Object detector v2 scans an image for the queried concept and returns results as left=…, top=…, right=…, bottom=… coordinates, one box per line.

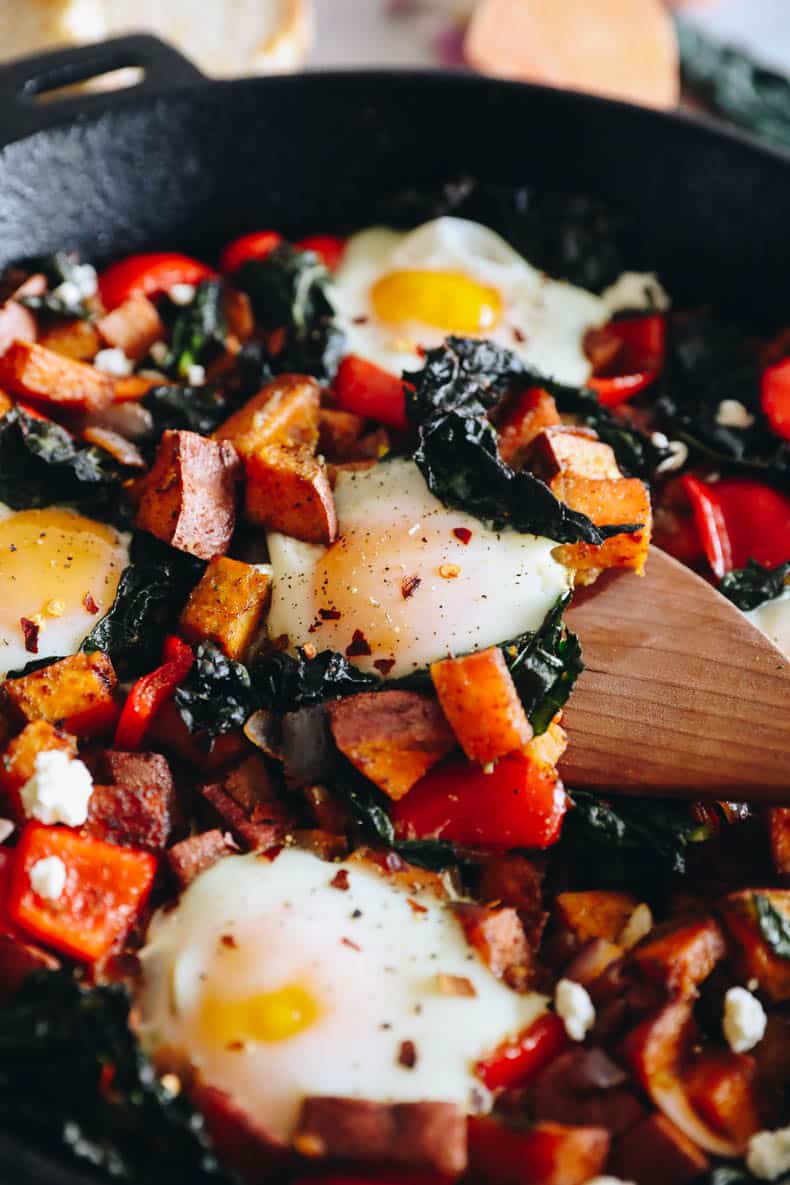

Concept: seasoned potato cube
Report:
left=497, top=388, right=561, bottom=468
left=555, top=890, right=638, bottom=945
left=720, top=889, right=790, bottom=1002
left=96, top=294, right=164, bottom=361
left=245, top=443, right=337, bottom=544
left=214, top=374, right=320, bottom=459
left=0, top=339, right=113, bottom=412
left=431, top=646, right=532, bottom=765
left=179, top=556, right=271, bottom=660
left=0, top=720, right=77, bottom=821
left=38, top=319, right=101, bottom=362
left=2, top=652, right=118, bottom=738
left=551, top=474, right=652, bottom=575
left=528, top=426, right=621, bottom=481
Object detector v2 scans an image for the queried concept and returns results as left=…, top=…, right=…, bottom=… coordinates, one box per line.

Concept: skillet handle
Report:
left=0, top=34, right=204, bottom=145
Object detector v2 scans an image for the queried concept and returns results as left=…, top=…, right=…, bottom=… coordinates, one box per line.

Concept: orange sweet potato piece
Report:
left=769, top=807, right=790, bottom=880
left=38, top=318, right=101, bottom=361
left=684, top=1050, right=760, bottom=1148
left=2, top=652, right=118, bottom=738
left=0, top=339, right=113, bottom=412
left=467, top=1115, right=609, bottom=1185
left=431, top=646, right=532, bottom=765
left=630, top=915, right=726, bottom=997
left=179, top=556, right=271, bottom=660
left=528, top=426, right=621, bottom=481
left=555, top=890, right=638, bottom=946
left=524, top=716, right=568, bottom=768
left=244, top=444, right=337, bottom=544
left=453, top=902, right=533, bottom=989
left=325, top=690, right=456, bottom=801
left=497, top=388, right=561, bottom=468
left=96, top=293, right=164, bottom=361
left=0, top=720, right=77, bottom=821
left=318, top=407, right=366, bottom=460
left=214, top=374, right=320, bottom=458
left=611, top=1113, right=709, bottom=1185
left=719, top=889, right=790, bottom=1003
left=135, top=429, right=240, bottom=559
left=0, top=283, right=39, bottom=358
left=551, top=474, right=652, bottom=574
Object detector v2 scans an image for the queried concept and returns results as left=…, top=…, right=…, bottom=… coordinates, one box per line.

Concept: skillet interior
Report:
left=0, top=41, right=789, bottom=1185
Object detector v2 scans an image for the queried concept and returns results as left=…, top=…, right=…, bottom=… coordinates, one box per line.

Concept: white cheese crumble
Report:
left=149, top=341, right=170, bottom=367
left=618, top=902, right=653, bottom=950
left=29, top=855, right=67, bottom=902
left=94, top=347, right=134, bottom=377
left=655, top=439, right=689, bottom=474
left=555, top=978, right=595, bottom=1042
left=0, top=818, right=15, bottom=844
left=71, top=263, right=98, bottom=299
left=715, top=398, right=755, bottom=429
left=723, top=986, right=767, bottom=1054
left=747, top=1127, right=790, bottom=1180
left=169, top=282, right=196, bottom=305
left=186, top=363, right=206, bottom=386
left=20, top=750, right=94, bottom=827
left=51, top=280, right=81, bottom=306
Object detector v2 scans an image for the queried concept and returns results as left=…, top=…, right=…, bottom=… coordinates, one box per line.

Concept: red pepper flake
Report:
left=407, top=897, right=427, bottom=914
left=341, top=936, right=361, bottom=952
left=82, top=592, right=99, bottom=615
left=512, top=326, right=527, bottom=344
left=397, top=1039, right=418, bottom=1069
left=452, top=527, right=473, bottom=545
left=436, top=973, right=477, bottom=997
left=226, top=1040, right=245, bottom=1052
left=374, top=658, right=396, bottom=677
left=20, top=617, right=39, bottom=654
left=352, top=314, right=370, bottom=325
left=220, top=934, right=237, bottom=948
left=346, top=629, right=372, bottom=657
left=401, top=574, right=421, bottom=599
left=330, top=869, right=350, bottom=891
left=319, top=607, right=341, bottom=620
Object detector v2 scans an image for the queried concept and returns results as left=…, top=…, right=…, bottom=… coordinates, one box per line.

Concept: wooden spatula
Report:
left=560, top=546, right=790, bottom=800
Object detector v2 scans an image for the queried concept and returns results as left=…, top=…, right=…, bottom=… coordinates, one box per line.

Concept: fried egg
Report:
left=137, top=848, right=546, bottom=1143
left=745, top=588, right=790, bottom=658
left=266, top=458, right=571, bottom=677
left=0, top=505, right=128, bottom=676
left=331, top=217, right=609, bottom=385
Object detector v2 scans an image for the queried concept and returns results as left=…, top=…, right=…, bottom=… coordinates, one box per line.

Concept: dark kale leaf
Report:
left=174, top=641, right=255, bottom=742
left=394, top=838, right=476, bottom=872
left=0, top=407, right=124, bottom=516
left=234, top=244, right=345, bottom=382
left=407, top=338, right=643, bottom=544
left=164, top=279, right=227, bottom=379
left=81, top=532, right=206, bottom=678
left=143, top=383, right=232, bottom=437
left=677, top=19, right=790, bottom=152
left=754, top=893, right=790, bottom=959
left=5, top=655, right=64, bottom=680
left=550, top=383, right=672, bottom=480
left=251, top=647, right=379, bottom=713
left=720, top=560, right=790, bottom=611
left=504, top=593, right=583, bottom=735
left=0, top=970, right=238, bottom=1184
left=17, top=251, right=93, bottom=320
left=235, top=341, right=276, bottom=399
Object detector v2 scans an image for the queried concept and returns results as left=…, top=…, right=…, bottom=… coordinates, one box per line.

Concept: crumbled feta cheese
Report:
left=723, top=986, right=767, bottom=1053
left=149, top=341, right=170, bottom=367
left=555, top=978, right=595, bottom=1042
left=715, top=399, right=755, bottom=429
left=51, top=280, right=81, bottom=306
left=94, top=347, right=133, bottom=377
left=747, top=1126, right=790, bottom=1180
left=20, top=750, right=94, bottom=827
left=169, top=282, right=196, bottom=306
left=30, top=855, right=67, bottom=902
left=601, top=271, right=670, bottom=314
left=650, top=431, right=669, bottom=448
left=0, top=818, right=14, bottom=844
left=655, top=439, right=689, bottom=474
left=71, top=263, right=98, bottom=299
left=186, top=363, right=206, bottom=386
left=618, top=902, right=653, bottom=950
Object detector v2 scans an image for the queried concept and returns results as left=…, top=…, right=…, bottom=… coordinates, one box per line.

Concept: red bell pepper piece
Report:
left=220, top=230, right=283, bottom=275
left=334, top=354, right=409, bottom=431
left=475, top=1012, right=570, bottom=1092
left=467, top=1115, right=610, bottom=1185
left=98, top=253, right=216, bottom=310
left=681, top=474, right=734, bottom=579
left=391, top=752, right=568, bottom=850
left=682, top=474, right=790, bottom=577
left=8, top=822, right=157, bottom=962
left=0, top=848, right=21, bottom=938
left=588, top=314, right=665, bottom=407
left=295, top=234, right=347, bottom=271
left=761, top=357, right=790, bottom=443
left=114, top=635, right=194, bottom=751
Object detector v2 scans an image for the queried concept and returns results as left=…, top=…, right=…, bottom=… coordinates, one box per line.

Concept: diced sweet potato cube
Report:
left=524, top=716, right=568, bottom=768
left=611, top=1113, right=709, bottom=1185
left=719, top=890, right=790, bottom=1003
left=769, top=807, right=790, bottom=880
left=684, top=1050, right=760, bottom=1148
left=431, top=646, right=532, bottom=765
left=0, top=294, right=38, bottom=358
left=551, top=474, right=652, bottom=575
left=453, top=902, right=533, bottom=990
left=168, top=829, right=237, bottom=889
left=38, top=318, right=101, bottom=361
left=0, top=720, right=77, bottom=821
left=325, top=690, right=456, bottom=801
left=179, top=556, right=271, bottom=660
left=135, top=429, right=240, bottom=559
left=622, top=998, right=694, bottom=1091
left=467, top=1116, right=609, bottom=1185
left=244, top=443, right=336, bottom=544
left=555, top=890, right=638, bottom=946
left=497, top=388, right=561, bottom=469
left=96, top=294, right=164, bottom=361
left=528, top=426, right=621, bottom=481
left=0, top=339, right=113, bottom=412
left=318, top=407, right=366, bottom=460
left=2, top=652, right=118, bottom=738
left=630, top=915, right=726, bottom=997
left=0, top=932, right=59, bottom=1004
left=214, top=374, right=320, bottom=458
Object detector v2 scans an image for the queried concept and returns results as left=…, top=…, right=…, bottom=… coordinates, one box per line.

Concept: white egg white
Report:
left=137, top=848, right=547, bottom=1144
left=266, top=458, right=571, bottom=677
left=745, top=587, right=790, bottom=658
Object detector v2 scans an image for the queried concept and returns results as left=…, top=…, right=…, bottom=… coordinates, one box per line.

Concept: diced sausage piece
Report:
left=318, top=407, right=366, bottom=460
left=527, top=426, right=622, bottom=482
left=96, top=294, right=164, bottom=361
left=135, top=429, right=240, bottom=559
left=214, top=374, right=320, bottom=459
left=39, top=319, right=101, bottom=361
left=529, top=1048, right=646, bottom=1136
left=179, top=556, right=271, bottom=660
left=192, top=1083, right=289, bottom=1185
left=467, top=1115, right=609, bottom=1185
left=0, top=340, right=114, bottom=412
left=244, top=443, right=337, bottom=544
left=630, top=915, right=726, bottom=997
left=453, top=902, right=533, bottom=990
left=220, top=754, right=279, bottom=814
left=294, top=1097, right=467, bottom=1176
left=555, top=891, right=638, bottom=946
left=719, top=889, right=790, bottom=1003
left=551, top=474, right=652, bottom=576
left=478, top=851, right=547, bottom=948
left=431, top=646, right=533, bottom=765
left=497, top=388, right=561, bottom=469
left=325, top=690, right=456, bottom=801
left=99, top=749, right=174, bottom=794
left=0, top=720, right=77, bottom=821
left=168, top=829, right=238, bottom=889
left=84, top=752, right=176, bottom=850
left=0, top=933, right=59, bottom=1004
left=684, top=1050, right=760, bottom=1148
left=3, top=652, right=118, bottom=738
left=769, top=807, right=790, bottom=880
left=611, top=1113, right=709, bottom=1185
left=199, top=782, right=289, bottom=852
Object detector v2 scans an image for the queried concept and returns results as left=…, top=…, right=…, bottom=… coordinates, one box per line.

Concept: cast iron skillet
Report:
left=0, top=32, right=789, bottom=1185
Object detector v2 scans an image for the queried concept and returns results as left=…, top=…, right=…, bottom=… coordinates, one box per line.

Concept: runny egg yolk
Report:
left=199, top=983, right=320, bottom=1046
left=370, top=269, right=502, bottom=333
